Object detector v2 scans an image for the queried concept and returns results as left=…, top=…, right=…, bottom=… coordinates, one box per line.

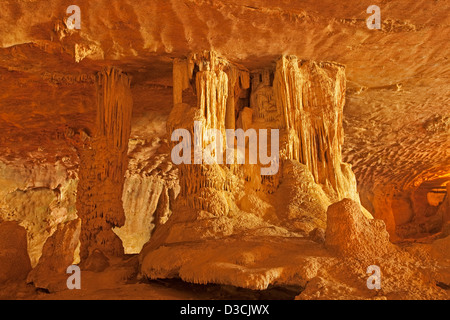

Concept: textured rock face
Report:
left=27, top=219, right=81, bottom=292
left=0, top=162, right=78, bottom=267
left=325, top=199, right=392, bottom=260
left=0, top=0, right=448, bottom=300
left=0, top=221, right=32, bottom=284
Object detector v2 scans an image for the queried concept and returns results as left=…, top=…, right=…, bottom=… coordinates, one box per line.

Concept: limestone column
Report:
left=76, top=67, right=133, bottom=260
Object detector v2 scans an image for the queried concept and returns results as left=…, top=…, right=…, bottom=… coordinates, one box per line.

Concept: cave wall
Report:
left=0, top=161, right=78, bottom=267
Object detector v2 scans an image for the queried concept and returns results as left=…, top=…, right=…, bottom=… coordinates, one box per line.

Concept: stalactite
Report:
left=250, top=69, right=279, bottom=122
left=76, top=67, right=133, bottom=260
left=271, top=56, right=348, bottom=197
left=168, top=52, right=285, bottom=211
left=170, top=53, right=361, bottom=212
left=195, top=65, right=228, bottom=136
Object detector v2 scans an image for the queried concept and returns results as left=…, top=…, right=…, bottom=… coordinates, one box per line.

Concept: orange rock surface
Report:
left=0, top=0, right=448, bottom=300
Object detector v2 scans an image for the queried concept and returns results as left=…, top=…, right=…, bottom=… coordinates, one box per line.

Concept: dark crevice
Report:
left=144, top=278, right=304, bottom=300
left=436, top=282, right=450, bottom=290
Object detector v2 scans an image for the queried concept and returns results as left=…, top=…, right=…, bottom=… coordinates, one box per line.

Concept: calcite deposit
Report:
left=0, top=0, right=448, bottom=300
left=140, top=52, right=368, bottom=279
left=75, top=67, right=133, bottom=260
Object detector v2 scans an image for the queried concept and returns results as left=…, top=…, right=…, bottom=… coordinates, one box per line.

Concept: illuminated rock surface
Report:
left=75, top=67, right=132, bottom=259
left=26, top=219, right=81, bottom=292
left=0, top=0, right=448, bottom=300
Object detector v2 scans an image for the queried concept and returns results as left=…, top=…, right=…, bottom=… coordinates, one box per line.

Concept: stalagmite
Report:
left=166, top=51, right=366, bottom=220
left=273, top=57, right=347, bottom=195
left=140, top=52, right=371, bottom=289
left=248, top=56, right=365, bottom=207
left=168, top=51, right=255, bottom=201
left=76, top=67, right=133, bottom=260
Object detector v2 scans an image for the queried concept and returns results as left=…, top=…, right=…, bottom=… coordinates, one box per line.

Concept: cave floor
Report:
left=1, top=234, right=449, bottom=300
left=1, top=279, right=302, bottom=300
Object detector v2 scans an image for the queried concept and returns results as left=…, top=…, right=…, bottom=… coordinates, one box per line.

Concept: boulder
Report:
left=0, top=221, right=32, bottom=284
left=27, top=219, right=81, bottom=292
left=325, top=198, right=393, bottom=260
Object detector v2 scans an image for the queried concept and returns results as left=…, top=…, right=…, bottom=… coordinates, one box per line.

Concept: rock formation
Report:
left=140, top=52, right=371, bottom=288
left=0, top=0, right=448, bottom=301
left=114, top=139, right=180, bottom=254
left=75, top=67, right=133, bottom=259
left=0, top=220, right=32, bottom=284
left=325, top=198, right=393, bottom=260
left=26, top=219, right=81, bottom=292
